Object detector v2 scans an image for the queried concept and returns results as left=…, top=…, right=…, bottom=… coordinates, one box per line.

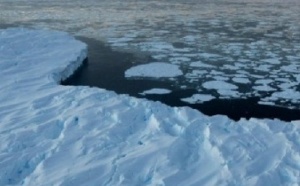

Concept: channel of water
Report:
left=62, top=36, right=300, bottom=121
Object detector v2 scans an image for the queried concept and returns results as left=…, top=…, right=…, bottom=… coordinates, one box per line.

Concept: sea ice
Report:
left=213, top=76, right=230, bottom=81
left=139, top=41, right=174, bottom=53
left=262, top=58, right=281, bottom=65
left=170, top=57, right=191, bottom=65
left=253, top=85, right=276, bottom=92
left=202, top=80, right=238, bottom=90
left=256, top=64, right=272, bottom=72
left=281, top=64, right=299, bottom=73
left=278, top=82, right=298, bottom=89
left=185, top=70, right=208, bottom=78
left=232, top=77, right=251, bottom=84
left=222, top=64, right=240, bottom=70
left=181, top=94, right=215, bottom=104
left=255, top=79, right=273, bottom=85
left=125, top=62, right=183, bottom=78
left=258, top=101, right=276, bottom=106
left=140, top=88, right=171, bottom=95
left=270, top=89, right=300, bottom=101
left=190, top=61, right=215, bottom=68
left=217, top=89, right=240, bottom=97
left=294, top=74, right=300, bottom=82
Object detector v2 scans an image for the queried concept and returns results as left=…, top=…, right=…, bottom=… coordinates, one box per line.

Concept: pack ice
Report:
left=0, top=28, right=300, bottom=186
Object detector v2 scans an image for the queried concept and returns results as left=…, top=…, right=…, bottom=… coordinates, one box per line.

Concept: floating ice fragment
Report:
left=258, top=101, right=275, bottom=106
left=255, top=79, right=273, bottom=85
left=253, top=85, right=276, bottom=92
left=232, top=77, right=251, bottom=84
left=139, top=41, right=174, bottom=53
left=217, top=89, right=240, bottom=97
left=125, top=62, right=183, bottom=78
left=262, top=58, right=281, bottom=65
left=181, top=94, right=215, bottom=104
left=190, top=61, right=215, bottom=68
left=202, top=80, right=238, bottom=90
left=140, top=88, right=171, bottom=95
left=270, top=89, right=300, bottom=100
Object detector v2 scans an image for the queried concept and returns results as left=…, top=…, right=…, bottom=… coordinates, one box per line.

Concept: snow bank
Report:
left=1, top=28, right=300, bottom=186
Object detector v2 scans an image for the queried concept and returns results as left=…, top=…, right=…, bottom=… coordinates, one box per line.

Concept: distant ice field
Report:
left=1, top=0, right=299, bottom=109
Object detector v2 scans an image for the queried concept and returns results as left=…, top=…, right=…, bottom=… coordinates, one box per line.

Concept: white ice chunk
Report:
left=270, top=89, right=300, bottom=100
left=203, top=80, right=238, bottom=90
left=278, top=82, right=298, bottom=89
left=257, top=64, right=272, bottom=72
left=199, top=53, right=221, bottom=59
left=223, top=64, right=240, bottom=70
left=258, top=101, right=275, bottom=106
left=125, top=62, right=183, bottom=78
left=181, top=94, right=215, bottom=104
left=153, top=54, right=167, bottom=60
left=185, top=70, right=208, bottom=79
left=217, top=89, right=240, bottom=97
left=255, top=79, right=273, bottom=85
left=294, top=74, right=300, bottom=82
left=262, top=58, right=281, bottom=64
left=253, top=85, right=276, bottom=92
left=140, top=88, right=171, bottom=95
left=232, top=77, right=251, bottom=84
left=281, top=64, right=300, bottom=73
left=139, top=41, right=174, bottom=53
left=213, top=76, right=230, bottom=81
left=183, top=35, right=197, bottom=42
left=190, top=61, right=216, bottom=68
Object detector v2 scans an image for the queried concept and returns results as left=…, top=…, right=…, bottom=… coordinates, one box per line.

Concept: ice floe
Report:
left=262, top=58, right=281, bottom=65
left=270, top=89, right=300, bottom=101
left=181, top=94, right=215, bottom=104
left=140, top=88, right=171, bottom=95
left=253, top=85, right=277, bottom=92
left=203, top=80, right=238, bottom=90
left=232, top=77, right=251, bottom=84
left=190, top=61, right=216, bottom=68
left=125, top=62, right=183, bottom=78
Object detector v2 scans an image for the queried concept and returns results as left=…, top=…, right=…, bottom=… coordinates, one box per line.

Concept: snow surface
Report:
left=125, top=62, right=183, bottom=78
left=1, top=28, right=300, bottom=186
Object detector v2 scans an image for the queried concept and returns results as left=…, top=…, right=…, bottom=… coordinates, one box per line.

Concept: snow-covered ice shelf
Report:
left=1, top=28, right=300, bottom=186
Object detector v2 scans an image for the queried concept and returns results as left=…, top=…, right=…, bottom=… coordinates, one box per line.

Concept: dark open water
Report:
left=62, top=37, right=300, bottom=121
